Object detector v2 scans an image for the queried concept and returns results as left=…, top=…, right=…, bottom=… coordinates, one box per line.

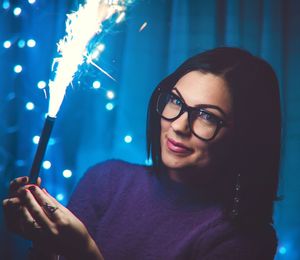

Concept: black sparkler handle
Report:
left=29, top=115, right=56, bottom=184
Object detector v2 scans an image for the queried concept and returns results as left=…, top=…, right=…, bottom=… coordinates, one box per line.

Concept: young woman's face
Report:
left=160, top=71, right=233, bottom=177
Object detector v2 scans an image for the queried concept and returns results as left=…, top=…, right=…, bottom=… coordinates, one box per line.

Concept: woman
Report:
left=3, top=47, right=281, bottom=259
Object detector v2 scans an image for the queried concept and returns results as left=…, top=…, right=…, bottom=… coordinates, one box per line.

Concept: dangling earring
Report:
left=231, top=173, right=241, bottom=217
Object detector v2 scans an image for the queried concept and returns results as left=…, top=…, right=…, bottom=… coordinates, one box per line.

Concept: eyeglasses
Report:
left=156, top=88, right=228, bottom=141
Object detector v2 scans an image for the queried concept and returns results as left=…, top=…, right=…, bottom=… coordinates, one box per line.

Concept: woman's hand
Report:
left=2, top=176, right=42, bottom=240
left=3, top=177, right=103, bottom=260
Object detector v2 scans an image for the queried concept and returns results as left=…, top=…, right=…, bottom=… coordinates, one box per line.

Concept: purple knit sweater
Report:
left=67, top=160, right=277, bottom=259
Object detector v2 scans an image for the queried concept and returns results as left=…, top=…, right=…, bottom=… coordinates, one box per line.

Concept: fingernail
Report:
left=22, top=177, right=28, bottom=183
left=29, top=186, right=36, bottom=192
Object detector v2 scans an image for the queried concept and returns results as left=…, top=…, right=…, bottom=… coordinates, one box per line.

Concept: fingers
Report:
left=9, top=176, right=29, bottom=195
left=2, top=197, right=39, bottom=238
left=9, top=176, right=43, bottom=196
left=27, top=186, right=61, bottom=221
left=19, top=188, right=54, bottom=229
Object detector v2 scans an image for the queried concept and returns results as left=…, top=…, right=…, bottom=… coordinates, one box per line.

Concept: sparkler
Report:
left=29, top=0, right=130, bottom=183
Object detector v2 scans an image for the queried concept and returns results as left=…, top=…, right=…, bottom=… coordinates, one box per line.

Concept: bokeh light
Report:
left=63, top=169, right=72, bottom=178
left=14, top=65, right=23, bottom=73
left=25, top=102, right=35, bottom=110
left=3, top=40, right=11, bottom=48
left=42, top=160, right=51, bottom=170
left=124, top=135, right=132, bottom=143
left=13, top=7, right=22, bottom=16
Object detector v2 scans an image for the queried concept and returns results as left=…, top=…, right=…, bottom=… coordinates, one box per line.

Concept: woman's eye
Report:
left=169, top=96, right=181, bottom=106
left=198, top=111, right=216, bottom=123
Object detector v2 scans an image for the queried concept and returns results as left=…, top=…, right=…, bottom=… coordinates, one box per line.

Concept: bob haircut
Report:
left=146, top=47, right=281, bottom=227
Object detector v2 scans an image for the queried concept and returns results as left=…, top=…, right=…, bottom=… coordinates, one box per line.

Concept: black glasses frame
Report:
left=156, top=89, right=228, bottom=141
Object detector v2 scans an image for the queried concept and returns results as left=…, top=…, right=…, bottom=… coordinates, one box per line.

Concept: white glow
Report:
left=13, top=7, right=22, bottom=16
left=26, top=102, right=35, bottom=110
left=3, top=40, right=11, bottom=48
left=105, top=102, right=114, bottom=110
left=91, top=50, right=100, bottom=59
left=14, top=65, right=22, bottom=73
left=37, top=80, right=47, bottom=89
left=32, top=135, right=40, bottom=144
left=116, top=11, right=125, bottom=23
left=48, top=0, right=127, bottom=118
left=92, top=80, right=101, bottom=89
left=18, top=40, right=26, bottom=48
left=42, top=160, right=51, bottom=170
left=2, top=0, right=10, bottom=10
left=106, top=90, right=115, bottom=99
left=56, top=193, right=64, bottom=201
left=124, top=135, right=132, bottom=143
left=97, top=43, right=105, bottom=52
left=28, top=0, right=36, bottom=4
left=27, top=39, right=36, bottom=47
left=63, top=169, right=72, bottom=178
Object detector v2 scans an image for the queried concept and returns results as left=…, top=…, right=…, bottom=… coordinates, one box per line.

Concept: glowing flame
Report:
left=48, top=0, right=128, bottom=118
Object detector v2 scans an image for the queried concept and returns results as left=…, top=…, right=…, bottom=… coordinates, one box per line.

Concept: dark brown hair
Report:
left=146, top=47, right=281, bottom=226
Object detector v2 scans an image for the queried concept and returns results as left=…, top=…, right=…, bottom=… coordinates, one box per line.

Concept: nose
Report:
left=170, top=111, right=191, bottom=136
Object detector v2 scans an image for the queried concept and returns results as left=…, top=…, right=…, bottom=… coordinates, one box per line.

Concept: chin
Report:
left=161, top=147, right=210, bottom=172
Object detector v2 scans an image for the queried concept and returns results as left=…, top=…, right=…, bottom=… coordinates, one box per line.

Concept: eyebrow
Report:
left=172, top=87, right=228, bottom=118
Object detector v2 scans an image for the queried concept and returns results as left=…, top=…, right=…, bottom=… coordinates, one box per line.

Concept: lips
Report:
left=166, top=138, right=193, bottom=154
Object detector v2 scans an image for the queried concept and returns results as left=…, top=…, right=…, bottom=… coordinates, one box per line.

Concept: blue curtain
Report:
left=1, top=0, right=299, bottom=259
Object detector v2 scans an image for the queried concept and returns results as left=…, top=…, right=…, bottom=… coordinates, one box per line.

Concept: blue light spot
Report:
left=63, top=169, right=72, bottom=178
left=48, top=138, right=56, bottom=146
left=25, top=102, right=35, bottom=110
left=105, top=102, right=114, bottom=111
left=32, top=135, right=40, bottom=144
left=15, top=160, right=25, bottom=167
left=92, top=80, right=101, bottom=89
left=279, top=246, right=287, bottom=255
left=13, top=7, right=22, bottom=16
left=2, top=0, right=10, bottom=10
left=56, top=193, right=64, bottom=201
left=124, top=135, right=132, bottom=143
left=3, top=40, right=11, bottom=48
left=18, top=39, right=26, bottom=48
left=42, top=161, right=51, bottom=170
left=27, top=39, right=36, bottom=48
left=37, top=80, right=46, bottom=89
left=14, top=65, right=22, bottom=73
left=28, top=0, right=36, bottom=4
left=145, top=158, right=152, bottom=166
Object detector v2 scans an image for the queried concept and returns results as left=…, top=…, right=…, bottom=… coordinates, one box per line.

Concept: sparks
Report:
left=139, top=22, right=147, bottom=32
left=48, top=0, right=129, bottom=118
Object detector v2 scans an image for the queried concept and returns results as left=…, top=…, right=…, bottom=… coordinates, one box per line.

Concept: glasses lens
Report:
left=191, top=110, right=218, bottom=139
left=157, top=92, right=182, bottom=120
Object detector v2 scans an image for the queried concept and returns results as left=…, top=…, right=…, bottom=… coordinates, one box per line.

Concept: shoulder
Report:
left=195, top=216, right=278, bottom=260
left=80, top=159, right=149, bottom=191
left=85, top=159, right=148, bottom=180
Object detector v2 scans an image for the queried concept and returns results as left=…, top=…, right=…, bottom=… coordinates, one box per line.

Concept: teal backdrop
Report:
left=0, top=0, right=299, bottom=259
